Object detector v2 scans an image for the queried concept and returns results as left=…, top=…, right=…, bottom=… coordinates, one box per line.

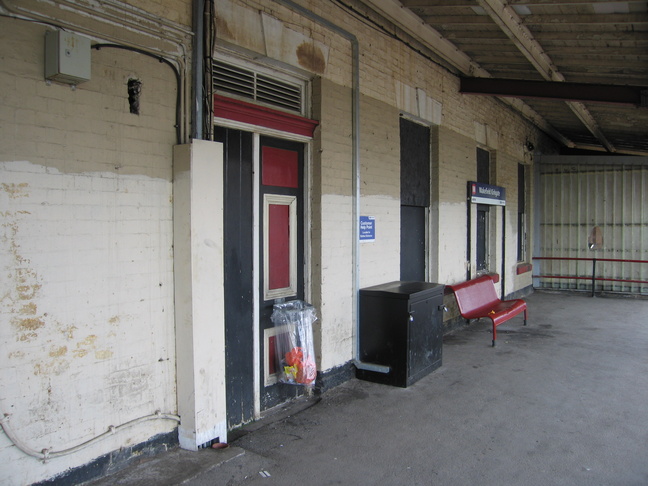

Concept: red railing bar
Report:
left=533, top=257, right=648, bottom=264
left=533, top=256, right=648, bottom=295
left=533, top=275, right=648, bottom=285
left=601, top=278, right=648, bottom=285
left=533, top=275, right=590, bottom=280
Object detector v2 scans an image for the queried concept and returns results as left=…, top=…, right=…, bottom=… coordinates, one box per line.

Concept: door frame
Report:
left=216, top=116, right=313, bottom=420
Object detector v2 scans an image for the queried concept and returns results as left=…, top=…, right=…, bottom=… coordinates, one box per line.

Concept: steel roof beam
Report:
left=460, top=77, right=648, bottom=106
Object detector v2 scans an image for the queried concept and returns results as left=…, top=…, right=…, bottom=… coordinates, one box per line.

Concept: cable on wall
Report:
left=203, top=0, right=216, bottom=140
left=1, top=411, right=180, bottom=463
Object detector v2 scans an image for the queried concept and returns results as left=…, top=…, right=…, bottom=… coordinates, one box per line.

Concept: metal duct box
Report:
left=45, top=30, right=91, bottom=84
left=357, top=281, right=445, bottom=387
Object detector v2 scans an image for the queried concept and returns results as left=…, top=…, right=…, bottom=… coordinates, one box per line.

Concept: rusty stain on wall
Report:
left=296, top=42, right=326, bottom=74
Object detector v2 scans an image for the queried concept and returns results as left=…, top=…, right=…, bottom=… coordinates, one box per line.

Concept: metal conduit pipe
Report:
left=1, top=412, right=180, bottom=463
left=93, top=0, right=194, bottom=38
left=0, top=0, right=193, bottom=46
left=272, top=0, right=388, bottom=374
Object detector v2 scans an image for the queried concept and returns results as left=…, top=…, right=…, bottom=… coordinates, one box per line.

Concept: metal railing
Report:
left=532, top=256, right=648, bottom=297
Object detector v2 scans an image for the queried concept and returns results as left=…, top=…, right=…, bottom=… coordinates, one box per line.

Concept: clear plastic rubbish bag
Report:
left=271, top=300, right=317, bottom=387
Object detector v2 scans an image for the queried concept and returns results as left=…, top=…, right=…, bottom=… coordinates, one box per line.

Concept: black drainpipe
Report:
left=192, top=0, right=205, bottom=140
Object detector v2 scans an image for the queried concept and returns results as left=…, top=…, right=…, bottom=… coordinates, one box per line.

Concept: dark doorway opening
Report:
left=400, top=118, right=430, bottom=281
left=476, top=148, right=491, bottom=273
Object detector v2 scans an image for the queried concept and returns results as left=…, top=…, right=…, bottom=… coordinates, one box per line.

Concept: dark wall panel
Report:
left=215, top=126, right=255, bottom=429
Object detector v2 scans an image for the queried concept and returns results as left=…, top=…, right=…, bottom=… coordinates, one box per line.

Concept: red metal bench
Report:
left=447, top=275, right=527, bottom=347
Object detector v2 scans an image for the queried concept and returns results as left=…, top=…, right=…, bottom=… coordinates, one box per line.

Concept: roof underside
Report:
left=362, top=0, right=648, bottom=155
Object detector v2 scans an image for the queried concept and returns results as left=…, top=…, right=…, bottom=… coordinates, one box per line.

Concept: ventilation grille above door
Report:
left=213, top=60, right=303, bottom=114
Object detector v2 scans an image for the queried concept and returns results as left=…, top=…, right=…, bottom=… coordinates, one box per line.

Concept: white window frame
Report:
left=263, top=194, right=298, bottom=301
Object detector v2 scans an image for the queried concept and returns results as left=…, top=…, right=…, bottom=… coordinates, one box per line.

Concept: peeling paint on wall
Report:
left=1, top=182, right=29, bottom=199
left=33, top=359, right=70, bottom=377
left=2, top=198, right=48, bottom=344
left=49, top=345, right=68, bottom=358
left=95, top=350, right=114, bottom=359
left=73, top=335, right=98, bottom=358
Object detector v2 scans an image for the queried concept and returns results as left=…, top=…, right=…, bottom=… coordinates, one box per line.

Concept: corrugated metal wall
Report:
left=536, top=156, right=648, bottom=295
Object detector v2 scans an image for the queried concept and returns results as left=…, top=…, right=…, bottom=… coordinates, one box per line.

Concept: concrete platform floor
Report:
left=88, top=291, right=648, bottom=486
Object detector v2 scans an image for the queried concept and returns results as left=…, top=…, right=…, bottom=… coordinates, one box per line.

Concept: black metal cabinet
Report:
left=356, top=281, right=444, bottom=387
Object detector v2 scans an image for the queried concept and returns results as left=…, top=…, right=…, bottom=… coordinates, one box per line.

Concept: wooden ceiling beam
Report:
left=529, top=23, right=648, bottom=33
left=362, top=0, right=486, bottom=76
left=414, top=15, right=495, bottom=24
left=521, top=14, right=648, bottom=25
left=537, top=32, right=648, bottom=41
left=476, top=0, right=617, bottom=152
left=361, top=0, right=577, bottom=148
left=550, top=56, right=648, bottom=67
left=507, top=0, right=647, bottom=5
left=543, top=44, right=648, bottom=52
left=475, top=0, right=565, bottom=79
left=404, top=0, right=647, bottom=6
left=401, top=0, right=475, bottom=7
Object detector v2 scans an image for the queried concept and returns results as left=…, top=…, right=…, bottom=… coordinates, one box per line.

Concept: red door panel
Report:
left=268, top=203, right=291, bottom=290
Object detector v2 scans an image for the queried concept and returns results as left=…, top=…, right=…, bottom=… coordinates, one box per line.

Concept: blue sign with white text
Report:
left=469, top=181, right=506, bottom=206
left=360, top=216, right=376, bottom=242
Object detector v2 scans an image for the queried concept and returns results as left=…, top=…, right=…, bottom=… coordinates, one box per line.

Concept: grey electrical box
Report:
left=45, top=30, right=91, bottom=84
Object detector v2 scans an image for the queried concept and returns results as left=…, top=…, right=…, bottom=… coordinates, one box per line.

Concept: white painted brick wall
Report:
left=318, top=193, right=355, bottom=370
left=358, top=96, right=401, bottom=287
left=0, top=163, right=176, bottom=485
left=0, top=7, right=181, bottom=482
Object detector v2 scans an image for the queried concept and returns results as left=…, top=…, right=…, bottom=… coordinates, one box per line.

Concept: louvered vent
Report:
left=214, top=60, right=303, bottom=113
